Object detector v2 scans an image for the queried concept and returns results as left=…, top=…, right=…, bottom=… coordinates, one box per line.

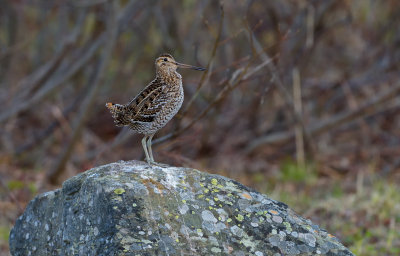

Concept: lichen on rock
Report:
left=10, top=160, right=355, bottom=256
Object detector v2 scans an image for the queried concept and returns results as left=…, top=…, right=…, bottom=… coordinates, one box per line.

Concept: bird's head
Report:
left=155, top=53, right=205, bottom=74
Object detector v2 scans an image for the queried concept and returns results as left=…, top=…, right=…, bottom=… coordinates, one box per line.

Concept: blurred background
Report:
left=1, top=0, right=399, bottom=255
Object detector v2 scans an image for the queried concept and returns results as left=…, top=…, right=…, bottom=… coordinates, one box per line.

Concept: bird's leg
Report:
left=146, top=134, right=169, bottom=167
left=147, top=133, right=155, bottom=162
left=141, top=136, right=151, bottom=164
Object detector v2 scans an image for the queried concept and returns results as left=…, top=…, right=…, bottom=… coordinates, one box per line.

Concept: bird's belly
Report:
left=147, top=88, right=184, bottom=134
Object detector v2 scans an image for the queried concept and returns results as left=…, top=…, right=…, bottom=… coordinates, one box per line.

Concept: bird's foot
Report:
left=146, top=160, right=170, bottom=168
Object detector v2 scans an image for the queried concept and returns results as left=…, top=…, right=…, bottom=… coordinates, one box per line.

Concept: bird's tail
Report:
left=105, top=102, right=120, bottom=113
left=105, top=103, right=128, bottom=126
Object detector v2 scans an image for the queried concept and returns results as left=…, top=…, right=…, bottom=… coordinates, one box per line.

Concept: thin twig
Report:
left=181, top=4, right=224, bottom=117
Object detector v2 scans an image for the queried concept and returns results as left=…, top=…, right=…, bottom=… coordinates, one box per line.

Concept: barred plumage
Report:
left=106, top=54, right=205, bottom=165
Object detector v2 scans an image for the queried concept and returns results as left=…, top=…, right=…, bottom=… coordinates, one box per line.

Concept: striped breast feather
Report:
left=126, top=77, right=169, bottom=122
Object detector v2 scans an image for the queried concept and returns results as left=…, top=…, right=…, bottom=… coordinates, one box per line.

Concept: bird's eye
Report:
left=163, top=58, right=168, bottom=62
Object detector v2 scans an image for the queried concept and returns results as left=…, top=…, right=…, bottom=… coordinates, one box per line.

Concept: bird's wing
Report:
left=126, top=77, right=169, bottom=122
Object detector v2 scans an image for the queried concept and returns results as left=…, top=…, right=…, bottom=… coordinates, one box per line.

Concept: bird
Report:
left=106, top=53, right=205, bottom=165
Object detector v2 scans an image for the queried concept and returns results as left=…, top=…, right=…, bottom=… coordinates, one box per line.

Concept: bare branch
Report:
left=0, top=35, right=105, bottom=124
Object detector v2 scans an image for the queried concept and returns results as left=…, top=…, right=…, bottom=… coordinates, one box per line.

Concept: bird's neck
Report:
left=156, top=68, right=181, bottom=83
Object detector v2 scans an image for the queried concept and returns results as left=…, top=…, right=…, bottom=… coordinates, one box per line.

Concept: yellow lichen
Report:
left=235, top=214, right=244, bottom=221
left=114, top=188, right=125, bottom=195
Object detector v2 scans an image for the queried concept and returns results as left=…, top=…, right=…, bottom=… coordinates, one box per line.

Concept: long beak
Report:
left=175, top=62, right=206, bottom=71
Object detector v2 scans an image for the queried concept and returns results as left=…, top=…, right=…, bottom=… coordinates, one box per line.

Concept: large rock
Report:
left=10, top=161, right=354, bottom=256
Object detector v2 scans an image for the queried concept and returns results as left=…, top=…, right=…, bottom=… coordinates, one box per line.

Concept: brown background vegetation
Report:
left=0, top=0, right=399, bottom=255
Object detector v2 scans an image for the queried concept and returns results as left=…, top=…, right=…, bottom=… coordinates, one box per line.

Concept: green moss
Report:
left=211, top=178, right=218, bottom=186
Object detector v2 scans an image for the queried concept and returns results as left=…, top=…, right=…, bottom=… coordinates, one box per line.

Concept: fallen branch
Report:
left=245, top=81, right=400, bottom=153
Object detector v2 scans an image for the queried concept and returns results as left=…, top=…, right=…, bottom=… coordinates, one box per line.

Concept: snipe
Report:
left=106, top=54, right=205, bottom=165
